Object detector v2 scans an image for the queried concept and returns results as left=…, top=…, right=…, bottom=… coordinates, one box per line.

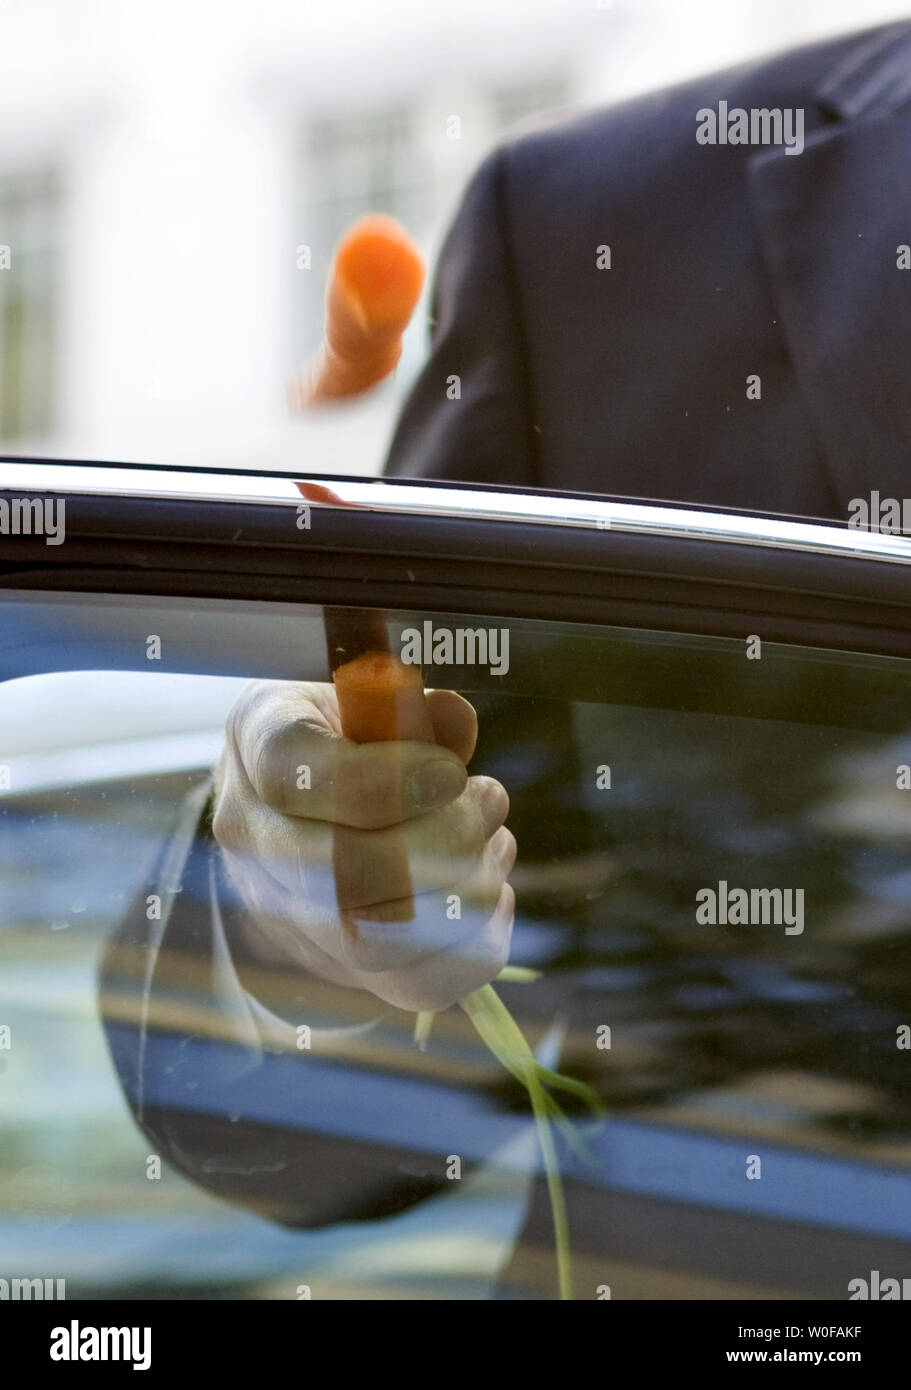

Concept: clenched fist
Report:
left=212, top=680, right=516, bottom=1012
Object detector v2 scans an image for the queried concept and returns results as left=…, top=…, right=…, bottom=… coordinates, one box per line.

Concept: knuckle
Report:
left=250, top=721, right=299, bottom=810
left=212, top=798, right=243, bottom=851
left=226, top=679, right=269, bottom=744
left=483, top=894, right=514, bottom=974
left=447, top=795, right=487, bottom=861
left=467, top=774, right=510, bottom=835
left=494, top=826, right=517, bottom=874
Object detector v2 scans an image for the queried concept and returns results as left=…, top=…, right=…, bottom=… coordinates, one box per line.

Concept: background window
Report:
left=294, top=108, right=431, bottom=364
left=0, top=170, right=58, bottom=445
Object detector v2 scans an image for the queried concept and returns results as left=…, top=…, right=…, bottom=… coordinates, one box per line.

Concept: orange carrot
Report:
left=295, top=481, right=349, bottom=507
left=334, top=651, right=434, bottom=745
left=332, top=651, right=434, bottom=923
left=291, top=214, right=425, bottom=408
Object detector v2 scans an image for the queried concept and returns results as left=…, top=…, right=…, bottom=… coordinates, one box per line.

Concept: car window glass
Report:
left=1, top=591, right=910, bottom=1299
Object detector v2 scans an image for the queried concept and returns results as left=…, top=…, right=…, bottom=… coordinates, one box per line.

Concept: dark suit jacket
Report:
left=385, top=19, right=911, bottom=520
left=100, top=21, right=911, bottom=1292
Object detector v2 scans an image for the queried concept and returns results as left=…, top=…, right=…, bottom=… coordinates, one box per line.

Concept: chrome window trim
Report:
left=3, top=459, right=911, bottom=567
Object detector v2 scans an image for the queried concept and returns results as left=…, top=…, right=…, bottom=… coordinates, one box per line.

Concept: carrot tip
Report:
left=334, top=218, right=425, bottom=333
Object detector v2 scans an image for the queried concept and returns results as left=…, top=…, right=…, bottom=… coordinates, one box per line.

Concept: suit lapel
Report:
left=748, top=25, right=911, bottom=512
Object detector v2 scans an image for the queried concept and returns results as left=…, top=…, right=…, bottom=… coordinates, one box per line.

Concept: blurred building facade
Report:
left=0, top=0, right=902, bottom=474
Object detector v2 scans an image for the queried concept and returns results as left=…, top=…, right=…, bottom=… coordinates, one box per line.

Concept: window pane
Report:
left=0, top=171, right=58, bottom=443
left=2, top=592, right=910, bottom=1298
